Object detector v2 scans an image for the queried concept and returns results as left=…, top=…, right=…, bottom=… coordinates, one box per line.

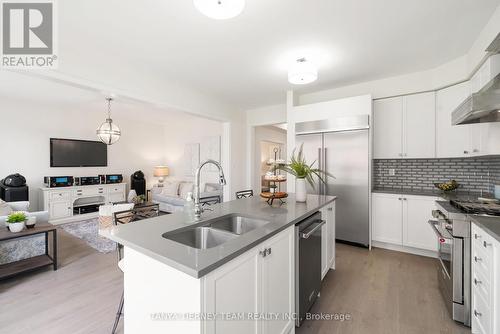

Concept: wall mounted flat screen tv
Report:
left=50, top=138, right=108, bottom=167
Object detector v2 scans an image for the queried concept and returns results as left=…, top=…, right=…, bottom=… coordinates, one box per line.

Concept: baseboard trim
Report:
left=371, top=241, right=438, bottom=258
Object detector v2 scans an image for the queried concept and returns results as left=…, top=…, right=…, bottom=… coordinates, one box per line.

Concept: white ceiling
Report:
left=54, top=0, right=499, bottom=110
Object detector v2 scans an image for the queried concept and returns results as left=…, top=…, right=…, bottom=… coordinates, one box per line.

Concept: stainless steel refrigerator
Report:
left=295, top=115, right=370, bottom=247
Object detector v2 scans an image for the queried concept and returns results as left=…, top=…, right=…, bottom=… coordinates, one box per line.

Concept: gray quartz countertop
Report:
left=470, top=216, right=500, bottom=243
left=106, top=194, right=336, bottom=278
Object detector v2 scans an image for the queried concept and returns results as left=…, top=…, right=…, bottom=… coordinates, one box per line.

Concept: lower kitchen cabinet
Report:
left=202, top=225, right=295, bottom=334
left=471, top=223, right=500, bottom=334
left=321, top=202, right=336, bottom=279
left=372, top=193, right=439, bottom=253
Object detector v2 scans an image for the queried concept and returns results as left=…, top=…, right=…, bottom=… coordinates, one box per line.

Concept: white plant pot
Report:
left=295, top=178, right=307, bottom=202
left=8, top=221, right=25, bottom=233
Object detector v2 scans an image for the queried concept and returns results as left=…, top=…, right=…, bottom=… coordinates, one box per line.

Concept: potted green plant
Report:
left=275, top=144, right=333, bottom=202
left=6, top=211, right=27, bottom=233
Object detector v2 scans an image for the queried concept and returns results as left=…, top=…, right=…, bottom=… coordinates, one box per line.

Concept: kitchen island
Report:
left=106, top=194, right=336, bottom=334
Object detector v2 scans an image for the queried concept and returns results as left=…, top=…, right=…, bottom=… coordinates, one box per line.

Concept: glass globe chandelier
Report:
left=193, top=0, right=245, bottom=20
left=96, top=97, right=121, bottom=145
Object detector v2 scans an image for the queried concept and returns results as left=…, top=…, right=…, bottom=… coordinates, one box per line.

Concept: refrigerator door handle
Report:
left=318, top=148, right=323, bottom=194
left=323, top=147, right=328, bottom=195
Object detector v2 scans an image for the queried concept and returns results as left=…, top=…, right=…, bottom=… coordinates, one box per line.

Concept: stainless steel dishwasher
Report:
left=295, top=211, right=325, bottom=327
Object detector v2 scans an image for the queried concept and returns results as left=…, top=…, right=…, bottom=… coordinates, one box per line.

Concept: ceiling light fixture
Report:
left=96, top=97, right=121, bottom=145
left=288, top=58, right=318, bottom=85
left=193, top=0, right=245, bottom=20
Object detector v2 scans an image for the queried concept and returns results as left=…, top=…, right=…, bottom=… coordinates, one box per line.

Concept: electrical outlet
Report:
left=388, top=169, right=396, bottom=176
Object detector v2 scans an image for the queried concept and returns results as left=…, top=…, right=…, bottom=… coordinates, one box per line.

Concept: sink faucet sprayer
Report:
left=194, top=159, right=226, bottom=218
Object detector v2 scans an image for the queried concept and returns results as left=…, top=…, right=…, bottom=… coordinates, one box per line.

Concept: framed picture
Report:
left=184, top=143, right=200, bottom=176
left=200, top=136, right=221, bottom=172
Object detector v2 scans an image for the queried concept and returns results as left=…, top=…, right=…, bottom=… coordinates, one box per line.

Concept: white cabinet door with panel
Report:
left=49, top=201, right=72, bottom=220
left=436, top=82, right=471, bottom=158
left=203, top=226, right=294, bottom=334
left=260, top=227, right=295, bottom=334
left=372, top=193, right=403, bottom=245
left=373, top=97, right=403, bottom=159
left=404, top=92, right=436, bottom=158
left=320, top=202, right=336, bottom=279
left=402, top=195, right=439, bottom=252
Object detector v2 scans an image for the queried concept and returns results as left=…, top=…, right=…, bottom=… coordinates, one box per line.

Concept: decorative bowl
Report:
left=434, top=180, right=459, bottom=192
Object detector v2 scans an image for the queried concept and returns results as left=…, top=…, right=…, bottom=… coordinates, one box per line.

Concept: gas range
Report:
left=450, top=199, right=500, bottom=217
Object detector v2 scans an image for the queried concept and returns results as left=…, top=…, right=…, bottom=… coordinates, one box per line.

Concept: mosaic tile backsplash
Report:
left=373, top=157, right=500, bottom=194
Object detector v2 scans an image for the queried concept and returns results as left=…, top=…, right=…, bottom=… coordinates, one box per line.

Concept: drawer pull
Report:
left=474, top=310, right=482, bottom=317
left=474, top=233, right=482, bottom=240
left=474, top=256, right=482, bottom=262
left=483, top=241, right=492, bottom=248
left=474, top=278, right=482, bottom=285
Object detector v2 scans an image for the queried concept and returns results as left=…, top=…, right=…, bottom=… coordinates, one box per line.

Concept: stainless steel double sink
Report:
left=162, top=214, right=270, bottom=249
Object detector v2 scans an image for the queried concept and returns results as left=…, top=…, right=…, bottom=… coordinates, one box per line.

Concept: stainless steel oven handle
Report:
left=300, top=220, right=326, bottom=239
left=428, top=220, right=452, bottom=240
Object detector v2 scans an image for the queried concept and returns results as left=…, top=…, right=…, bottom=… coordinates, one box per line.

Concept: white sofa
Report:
left=151, top=181, right=222, bottom=213
left=0, top=201, right=50, bottom=265
left=0, top=201, right=49, bottom=227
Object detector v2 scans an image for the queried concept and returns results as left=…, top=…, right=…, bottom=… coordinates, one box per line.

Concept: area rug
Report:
left=61, top=218, right=117, bottom=253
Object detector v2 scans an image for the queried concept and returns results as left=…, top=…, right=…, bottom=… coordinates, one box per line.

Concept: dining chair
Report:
left=235, top=189, right=254, bottom=199
left=199, top=195, right=221, bottom=207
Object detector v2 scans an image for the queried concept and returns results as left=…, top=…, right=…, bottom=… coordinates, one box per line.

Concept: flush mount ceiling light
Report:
left=288, top=58, right=318, bottom=85
left=193, top=0, right=245, bottom=20
left=96, top=97, right=121, bottom=145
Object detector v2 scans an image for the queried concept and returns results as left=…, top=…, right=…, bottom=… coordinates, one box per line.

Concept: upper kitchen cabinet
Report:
left=373, top=97, right=403, bottom=159
left=374, top=92, right=436, bottom=159
left=436, top=81, right=472, bottom=158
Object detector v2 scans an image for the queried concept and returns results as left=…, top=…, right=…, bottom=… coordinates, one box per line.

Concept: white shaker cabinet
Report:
left=471, top=223, right=500, bottom=334
left=373, top=97, right=403, bottom=159
left=321, top=202, right=336, bottom=279
left=372, top=193, right=403, bottom=244
left=203, top=225, right=295, bottom=334
left=372, top=193, right=439, bottom=253
left=373, top=92, right=435, bottom=159
left=436, top=81, right=472, bottom=158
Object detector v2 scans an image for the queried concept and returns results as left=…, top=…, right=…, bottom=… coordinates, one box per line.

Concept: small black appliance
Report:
left=0, top=174, right=29, bottom=201
left=131, top=170, right=146, bottom=196
left=44, top=176, right=74, bottom=188
left=80, top=176, right=101, bottom=186
left=106, top=174, right=123, bottom=184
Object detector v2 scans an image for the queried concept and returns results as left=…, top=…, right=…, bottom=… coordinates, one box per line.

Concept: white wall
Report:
left=0, top=96, right=167, bottom=211
left=253, top=126, right=287, bottom=193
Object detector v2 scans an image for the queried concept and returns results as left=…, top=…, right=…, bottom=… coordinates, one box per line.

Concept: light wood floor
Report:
left=0, top=230, right=124, bottom=334
left=0, top=233, right=471, bottom=334
left=297, top=243, right=471, bottom=334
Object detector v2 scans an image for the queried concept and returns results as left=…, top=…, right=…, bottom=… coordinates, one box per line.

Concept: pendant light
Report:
left=193, top=0, right=245, bottom=20
left=96, top=97, right=121, bottom=145
left=288, top=58, right=318, bottom=85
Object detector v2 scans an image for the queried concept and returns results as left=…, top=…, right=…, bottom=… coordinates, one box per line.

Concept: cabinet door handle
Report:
left=267, top=248, right=272, bottom=256
left=398, top=198, right=402, bottom=200
left=484, top=241, right=492, bottom=248
left=259, top=249, right=267, bottom=258
left=403, top=198, right=407, bottom=201
left=474, top=233, right=482, bottom=240
left=473, top=149, right=479, bottom=153
left=398, top=153, right=403, bottom=157
left=327, top=207, right=333, bottom=211
left=474, top=278, right=482, bottom=285
left=474, top=310, right=482, bottom=317
left=474, top=256, right=482, bottom=262
left=463, top=150, right=469, bottom=154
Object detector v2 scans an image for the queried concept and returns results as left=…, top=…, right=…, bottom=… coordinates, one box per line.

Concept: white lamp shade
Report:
left=288, top=59, right=318, bottom=85
left=193, top=0, right=245, bottom=20
left=154, top=166, right=170, bottom=177
left=96, top=119, right=121, bottom=145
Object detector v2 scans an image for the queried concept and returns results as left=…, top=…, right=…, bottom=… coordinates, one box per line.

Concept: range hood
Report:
left=451, top=72, right=500, bottom=125
left=452, top=33, right=500, bottom=125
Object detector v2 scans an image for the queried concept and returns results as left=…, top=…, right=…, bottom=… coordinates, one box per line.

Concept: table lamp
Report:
left=154, top=166, right=169, bottom=187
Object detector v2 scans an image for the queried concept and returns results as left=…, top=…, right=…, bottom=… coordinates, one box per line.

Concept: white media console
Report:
left=40, top=183, right=126, bottom=224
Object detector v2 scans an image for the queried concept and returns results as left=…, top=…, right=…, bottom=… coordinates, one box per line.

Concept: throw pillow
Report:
left=179, top=182, right=194, bottom=200
left=0, top=199, right=12, bottom=216
left=161, top=181, right=179, bottom=197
